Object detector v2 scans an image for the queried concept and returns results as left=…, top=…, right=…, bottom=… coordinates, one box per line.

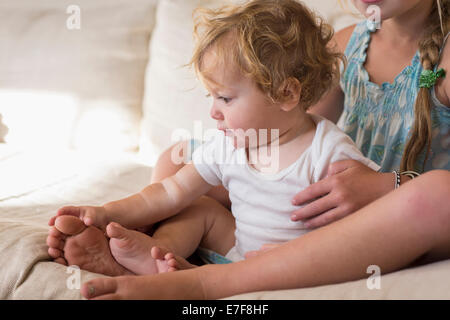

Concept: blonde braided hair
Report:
left=401, top=0, right=450, bottom=172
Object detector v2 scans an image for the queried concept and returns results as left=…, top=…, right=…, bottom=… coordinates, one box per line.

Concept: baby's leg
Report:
left=49, top=141, right=233, bottom=276
left=108, top=195, right=236, bottom=274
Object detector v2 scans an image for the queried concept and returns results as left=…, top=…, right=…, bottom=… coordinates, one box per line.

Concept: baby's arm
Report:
left=104, top=163, right=213, bottom=228
left=50, top=163, right=213, bottom=230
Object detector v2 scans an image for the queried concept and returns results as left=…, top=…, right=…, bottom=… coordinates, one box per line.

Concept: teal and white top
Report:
left=338, top=21, right=450, bottom=172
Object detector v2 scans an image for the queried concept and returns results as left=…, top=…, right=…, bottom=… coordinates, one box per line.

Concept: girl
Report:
left=80, top=0, right=449, bottom=299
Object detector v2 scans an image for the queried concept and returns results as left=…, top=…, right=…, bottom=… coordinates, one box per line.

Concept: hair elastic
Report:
left=419, top=68, right=446, bottom=89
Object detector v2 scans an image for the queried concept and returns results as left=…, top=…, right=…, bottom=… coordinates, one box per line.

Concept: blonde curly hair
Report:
left=190, top=0, right=344, bottom=110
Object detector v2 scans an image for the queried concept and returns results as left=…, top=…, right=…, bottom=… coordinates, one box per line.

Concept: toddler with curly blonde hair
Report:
left=47, top=0, right=379, bottom=288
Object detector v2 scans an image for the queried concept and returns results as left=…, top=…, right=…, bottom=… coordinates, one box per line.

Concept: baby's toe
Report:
left=48, top=247, right=63, bottom=258
left=151, top=246, right=166, bottom=260
left=49, top=226, right=66, bottom=240
left=167, top=258, right=178, bottom=268
left=54, top=215, right=86, bottom=236
left=46, top=235, right=65, bottom=250
left=54, top=257, right=68, bottom=266
left=164, top=252, right=175, bottom=260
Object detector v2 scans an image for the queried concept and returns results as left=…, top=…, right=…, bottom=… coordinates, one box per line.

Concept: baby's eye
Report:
left=219, top=96, right=231, bottom=104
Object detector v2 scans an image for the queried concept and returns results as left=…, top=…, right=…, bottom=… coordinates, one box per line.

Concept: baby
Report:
left=47, top=0, right=380, bottom=276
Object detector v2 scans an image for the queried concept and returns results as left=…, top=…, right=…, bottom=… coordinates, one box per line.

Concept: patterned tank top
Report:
left=338, top=21, right=450, bottom=172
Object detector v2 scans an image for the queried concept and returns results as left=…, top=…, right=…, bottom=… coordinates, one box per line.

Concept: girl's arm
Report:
left=102, top=163, right=212, bottom=229
left=308, top=24, right=355, bottom=123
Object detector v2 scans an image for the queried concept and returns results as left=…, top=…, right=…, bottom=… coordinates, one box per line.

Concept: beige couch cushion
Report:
left=0, top=0, right=157, bottom=153
left=0, top=146, right=152, bottom=299
left=139, top=0, right=362, bottom=165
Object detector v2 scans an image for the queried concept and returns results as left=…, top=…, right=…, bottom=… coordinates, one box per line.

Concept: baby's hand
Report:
left=48, top=205, right=110, bottom=231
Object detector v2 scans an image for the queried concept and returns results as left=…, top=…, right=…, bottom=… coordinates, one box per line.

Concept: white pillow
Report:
left=0, top=114, right=8, bottom=143
left=302, top=0, right=362, bottom=32
left=140, top=0, right=234, bottom=165
left=0, top=0, right=158, bottom=153
left=140, top=0, right=362, bottom=165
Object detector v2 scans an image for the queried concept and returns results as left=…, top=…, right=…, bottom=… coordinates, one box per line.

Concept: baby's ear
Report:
left=278, top=78, right=301, bottom=111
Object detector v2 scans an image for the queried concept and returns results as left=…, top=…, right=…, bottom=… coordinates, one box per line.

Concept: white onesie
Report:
left=191, top=114, right=380, bottom=262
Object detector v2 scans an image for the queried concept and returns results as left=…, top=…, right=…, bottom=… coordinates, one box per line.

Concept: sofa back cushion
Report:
left=0, top=0, right=158, bottom=153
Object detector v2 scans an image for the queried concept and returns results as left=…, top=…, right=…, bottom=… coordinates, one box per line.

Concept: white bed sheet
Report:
left=0, top=145, right=152, bottom=299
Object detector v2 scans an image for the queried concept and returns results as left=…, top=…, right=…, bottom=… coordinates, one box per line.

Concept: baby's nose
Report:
left=210, top=105, right=224, bottom=121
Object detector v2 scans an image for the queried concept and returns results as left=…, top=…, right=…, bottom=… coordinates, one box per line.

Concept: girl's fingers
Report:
left=326, top=159, right=359, bottom=176
left=291, top=194, right=335, bottom=221
left=291, top=178, right=332, bottom=206
left=302, top=207, right=348, bottom=229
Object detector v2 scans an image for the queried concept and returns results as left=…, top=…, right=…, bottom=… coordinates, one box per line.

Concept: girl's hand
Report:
left=291, top=160, right=394, bottom=229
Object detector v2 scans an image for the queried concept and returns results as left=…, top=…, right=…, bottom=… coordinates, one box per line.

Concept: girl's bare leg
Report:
left=83, top=170, right=450, bottom=299
left=198, top=170, right=450, bottom=299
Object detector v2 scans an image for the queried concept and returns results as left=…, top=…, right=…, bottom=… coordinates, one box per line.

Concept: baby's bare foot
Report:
left=48, top=216, right=132, bottom=276
left=151, top=246, right=197, bottom=272
left=107, top=222, right=174, bottom=275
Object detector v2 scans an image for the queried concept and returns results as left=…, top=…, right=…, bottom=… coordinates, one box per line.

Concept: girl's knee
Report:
left=417, top=170, right=450, bottom=197
left=405, top=170, right=450, bottom=220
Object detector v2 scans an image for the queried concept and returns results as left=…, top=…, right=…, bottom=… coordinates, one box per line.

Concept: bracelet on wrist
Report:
left=392, top=170, right=401, bottom=189
left=400, top=170, right=421, bottom=180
